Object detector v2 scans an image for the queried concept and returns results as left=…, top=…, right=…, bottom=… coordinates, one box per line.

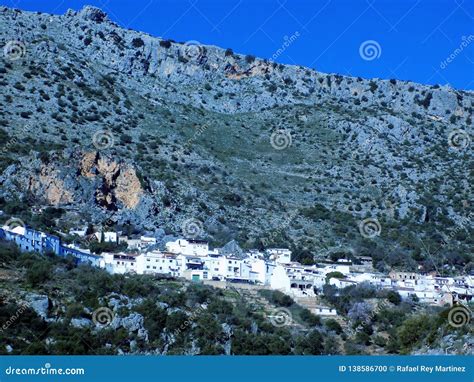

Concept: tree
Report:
left=348, top=302, right=372, bottom=324
left=245, top=55, right=255, bottom=64
left=299, top=308, right=321, bottom=326
left=397, top=314, right=434, bottom=352
left=269, top=290, right=294, bottom=307
left=296, top=330, right=325, bottom=355
left=132, top=38, right=144, bottom=48
left=325, top=319, right=343, bottom=334
left=323, top=335, right=340, bottom=354
left=159, top=40, right=172, bottom=48
left=386, top=290, right=402, bottom=305
left=355, top=330, right=371, bottom=346
left=26, top=262, right=51, bottom=286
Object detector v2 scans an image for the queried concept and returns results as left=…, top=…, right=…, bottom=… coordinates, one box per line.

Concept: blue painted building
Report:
left=0, top=226, right=101, bottom=267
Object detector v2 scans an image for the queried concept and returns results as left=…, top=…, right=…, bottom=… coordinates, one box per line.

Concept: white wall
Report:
left=270, top=265, right=291, bottom=293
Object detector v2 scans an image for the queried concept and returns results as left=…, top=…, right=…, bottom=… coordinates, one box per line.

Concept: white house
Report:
left=247, top=258, right=268, bottom=284
left=329, top=277, right=358, bottom=289
left=247, top=250, right=265, bottom=260
left=321, top=264, right=351, bottom=276
left=140, top=236, right=157, bottom=246
left=351, top=272, right=392, bottom=287
left=2, top=224, right=26, bottom=235
left=166, top=239, right=209, bottom=257
left=94, top=231, right=118, bottom=243
left=100, top=252, right=138, bottom=274
left=314, top=305, right=337, bottom=316
left=270, top=265, right=291, bottom=293
left=136, top=251, right=180, bottom=277
left=217, top=256, right=250, bottom=281
left=312, top=275, right=327, bottom=289
left=267, top=248, right=292, bottom=264
left=70, top=227, right=88, bottom=237
left=119, top=236, right=141, bottom=250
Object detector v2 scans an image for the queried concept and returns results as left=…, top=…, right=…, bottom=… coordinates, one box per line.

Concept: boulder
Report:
left=25, top=294, right=50, bottom=320
left=77, top=6, right=108, bottom=23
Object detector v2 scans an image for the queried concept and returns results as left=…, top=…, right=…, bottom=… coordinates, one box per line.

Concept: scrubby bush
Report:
left=26, top=262, right=51, bottom=286
left=325, top=318, right=343, bottom=334
left=245, top=55, right=255, bottom=64
left=132, top=38, right=144, bottom=48
left=159, top=40, right=172, bottom=48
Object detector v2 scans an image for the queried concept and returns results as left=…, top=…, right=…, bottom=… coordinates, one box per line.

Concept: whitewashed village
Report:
left=1, top=221, right=472, bottom=317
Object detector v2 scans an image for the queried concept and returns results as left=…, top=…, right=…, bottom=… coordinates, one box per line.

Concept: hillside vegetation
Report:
left=0, top=5, right=472, bottom=272
left=1, top=243, right=471, bottom=355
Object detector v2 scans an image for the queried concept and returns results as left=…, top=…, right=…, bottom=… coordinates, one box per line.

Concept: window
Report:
left=147, top=266, right=150, bottom=269
left=153, top=266, right=156, bottom=269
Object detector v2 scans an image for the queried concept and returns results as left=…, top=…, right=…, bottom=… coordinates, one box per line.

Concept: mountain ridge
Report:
left=0, top=5, right=472, bottom=272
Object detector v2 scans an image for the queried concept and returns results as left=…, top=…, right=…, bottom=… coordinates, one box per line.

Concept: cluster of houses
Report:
left=1, top=223, right=472, bottom=315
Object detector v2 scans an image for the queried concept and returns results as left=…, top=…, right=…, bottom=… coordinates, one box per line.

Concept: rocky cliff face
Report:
left=0, top=6, right=472, bottom=270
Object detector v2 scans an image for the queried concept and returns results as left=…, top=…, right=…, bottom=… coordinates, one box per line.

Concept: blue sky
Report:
left=3, top=0, right=473, bottom=89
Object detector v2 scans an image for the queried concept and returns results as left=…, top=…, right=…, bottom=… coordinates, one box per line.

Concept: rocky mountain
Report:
left=0, top=6, right=472, bottom=272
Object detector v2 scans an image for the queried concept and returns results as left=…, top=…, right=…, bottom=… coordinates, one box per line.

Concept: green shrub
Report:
left=132, top=38, right=144, bottom=48
left=26, top=262, right=51, bottom=286
left=159, top=40, right=172, bottom=48
left=325, top=318, right=343, bottom=334
left=245, top=55, right=255, bottom=64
